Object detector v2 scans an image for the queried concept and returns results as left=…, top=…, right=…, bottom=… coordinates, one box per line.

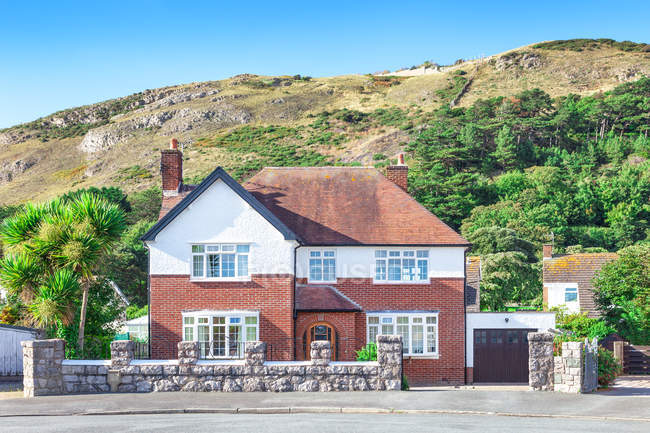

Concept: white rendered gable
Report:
left=146, top=179, right=297, bottom=275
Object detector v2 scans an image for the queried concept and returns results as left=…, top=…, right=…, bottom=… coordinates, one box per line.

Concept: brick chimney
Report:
left=386, top=153, right=408, bottom=192
left=543, top=244, right=553, bottom=260
left=161, top=138, right=183, bottom=196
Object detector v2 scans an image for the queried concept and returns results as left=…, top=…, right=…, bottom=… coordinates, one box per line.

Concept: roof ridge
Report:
left=261, top=166, right=378, bottom=170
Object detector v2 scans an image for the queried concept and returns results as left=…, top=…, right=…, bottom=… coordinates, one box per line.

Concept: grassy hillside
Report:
left=1, top=39, right=649, bottom=205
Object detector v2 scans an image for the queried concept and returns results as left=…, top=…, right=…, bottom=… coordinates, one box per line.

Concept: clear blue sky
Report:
left=1, top=0, right=649, bottom=129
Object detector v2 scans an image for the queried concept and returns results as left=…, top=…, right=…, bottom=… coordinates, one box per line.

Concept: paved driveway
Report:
left=607, top=375, right=650, bottom=396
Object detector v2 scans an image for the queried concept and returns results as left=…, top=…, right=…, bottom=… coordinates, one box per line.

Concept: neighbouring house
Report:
left=542, top=244, right=618, bottom=317
left=141, top=140, right=555, bottom=385
left=465, top=256, right=481, bottom=313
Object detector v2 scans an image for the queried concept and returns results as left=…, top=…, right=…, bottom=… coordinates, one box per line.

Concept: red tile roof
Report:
left=158, top=166, right=469, bottom=246
left=159, top=184, right=197, bottom=219
left=243, top=167, right=469, bottom=246
left=543, top=253, right=618, bottom=317
left=295, top=284, right=361, bottom=312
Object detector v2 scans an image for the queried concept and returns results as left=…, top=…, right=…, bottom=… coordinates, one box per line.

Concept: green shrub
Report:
left=555, top=310, right=615, bottom=340
left=126, top=304, right=148, bottom=320
left=598, top=347, right=622, bottom=388
left=355, top=342, right=377, bottom=361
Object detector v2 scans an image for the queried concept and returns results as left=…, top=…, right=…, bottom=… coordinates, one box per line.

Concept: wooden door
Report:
left=473, top=328, right=536, bottom=383
left=307, top=322, right=336, bottom=361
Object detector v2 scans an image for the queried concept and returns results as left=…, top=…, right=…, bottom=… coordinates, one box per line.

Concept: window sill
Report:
left=372, top=280, right=430, bottom=285
left=307, top=280, right=337, bottom=284
left=404, top=354, right=439, bottom=360
left=190, top=277, right=252, bottom=283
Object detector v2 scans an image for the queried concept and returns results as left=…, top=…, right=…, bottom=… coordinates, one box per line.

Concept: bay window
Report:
left=366, top=312, right=438, bottom=356
left=182, top=311, right=259, bottom=359
left=191, top=244, right=250, bottom=279
left=375, top=250, right=428, bottom=282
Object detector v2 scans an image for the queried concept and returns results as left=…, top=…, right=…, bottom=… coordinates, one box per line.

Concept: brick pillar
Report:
left=110, top=340, right=134, bottom=368
left=177, top=341, right=199, bottom=365
left=310, top=341, right=331, bottom=366
left=245, top=341, right=267, bottom=366
left=21, top=339, right=65, bottom=397
left=528, top=332, right=554, bottom=391
left=377, top=335, right=403, bottom=391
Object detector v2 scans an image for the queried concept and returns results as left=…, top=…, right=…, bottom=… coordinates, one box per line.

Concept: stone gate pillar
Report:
left=528, top=332, right=554, bottom=391
left=377, top=335, right=403, bottom=391
left=21, top=339, right=65, bottom=397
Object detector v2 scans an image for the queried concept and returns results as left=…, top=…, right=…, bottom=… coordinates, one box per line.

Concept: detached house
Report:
left=142, top=140, right=555, bottom=385
left=542, top=244, right=617, bottom=317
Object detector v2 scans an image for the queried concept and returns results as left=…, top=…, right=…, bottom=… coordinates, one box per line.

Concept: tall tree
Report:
left=0, top=194, right=125, bottom=352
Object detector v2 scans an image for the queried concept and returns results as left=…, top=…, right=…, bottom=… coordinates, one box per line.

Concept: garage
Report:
left=473, top=328, right=535, bottom=382
left=466, top=312, right=556, bottom=384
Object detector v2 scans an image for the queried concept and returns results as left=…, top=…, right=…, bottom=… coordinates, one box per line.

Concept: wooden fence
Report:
left=0, top=324, right=42, bottom=376
left=624, top=345, right=650, bottom=374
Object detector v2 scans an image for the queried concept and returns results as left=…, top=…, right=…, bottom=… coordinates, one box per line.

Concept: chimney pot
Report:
left=170, top=138, right=179, bottom=149
left=397, top=153, right=405, bottom=165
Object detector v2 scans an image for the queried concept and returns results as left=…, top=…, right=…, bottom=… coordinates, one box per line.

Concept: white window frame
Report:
left=366, top=312, right=439, bottom=358
left=308, top=249, right=337, bottom=283
left=190, top=243, right=250, bottom=281
left=374, top=249, right=429, bottom=284
left=181, top=310, right=259, bottom=359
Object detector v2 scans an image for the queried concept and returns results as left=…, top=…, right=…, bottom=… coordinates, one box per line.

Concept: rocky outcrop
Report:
left=79, top=104, right=251, bottom=154
left=0, top=158, right=38, bottom=183
left=494, top=52, right=543, bottom=71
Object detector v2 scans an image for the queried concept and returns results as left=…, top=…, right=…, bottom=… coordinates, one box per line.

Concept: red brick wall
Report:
left=331, top=277, right=466, bottom=385
left=150, top=274, right=294, bottom=359
left=385, top=165, right=408, bottom=191
left=161, top=149, right=182, bottom=191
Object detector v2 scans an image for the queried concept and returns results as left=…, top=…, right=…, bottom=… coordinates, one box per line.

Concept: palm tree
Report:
left=0, top=193, right=125, bottom=352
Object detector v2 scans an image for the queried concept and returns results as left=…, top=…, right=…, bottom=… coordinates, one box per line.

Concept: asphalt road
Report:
left=2, top=413, right=649, bottom=433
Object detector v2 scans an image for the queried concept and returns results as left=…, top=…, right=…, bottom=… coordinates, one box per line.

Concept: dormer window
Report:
left=191, top=244, right=250, bottom=279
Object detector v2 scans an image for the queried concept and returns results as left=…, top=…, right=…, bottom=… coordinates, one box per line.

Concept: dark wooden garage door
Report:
left=473, top=328, right=536, bottom=383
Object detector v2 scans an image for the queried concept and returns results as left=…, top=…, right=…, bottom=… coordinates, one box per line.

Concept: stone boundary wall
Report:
left=23, top=336, right=402, bottom=397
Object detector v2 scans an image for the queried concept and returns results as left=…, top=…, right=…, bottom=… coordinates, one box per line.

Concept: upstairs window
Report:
left=565, top=287, right=578, bottom=302
left=191, top=244, right=250, bottom=279
left=309, top=250, right=336, bottom=282
left=375, top=250, right=428, bottom=282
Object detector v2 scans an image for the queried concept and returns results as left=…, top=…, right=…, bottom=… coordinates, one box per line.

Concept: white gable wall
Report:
left=296, top=246, right=465, bottom=280
left=146, top=179, right=297, bottom=276
left=545, top=282, right=580, bottom=313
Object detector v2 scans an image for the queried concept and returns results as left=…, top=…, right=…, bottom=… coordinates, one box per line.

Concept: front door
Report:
left=307, top=322, right=336, bottom=361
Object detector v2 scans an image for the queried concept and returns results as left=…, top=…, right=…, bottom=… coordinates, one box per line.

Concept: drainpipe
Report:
left=463, top=247, right=467, bottom=385
left=293, top=243, right=300, bottom=360
left=145, top=243, right=151, bottom=359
